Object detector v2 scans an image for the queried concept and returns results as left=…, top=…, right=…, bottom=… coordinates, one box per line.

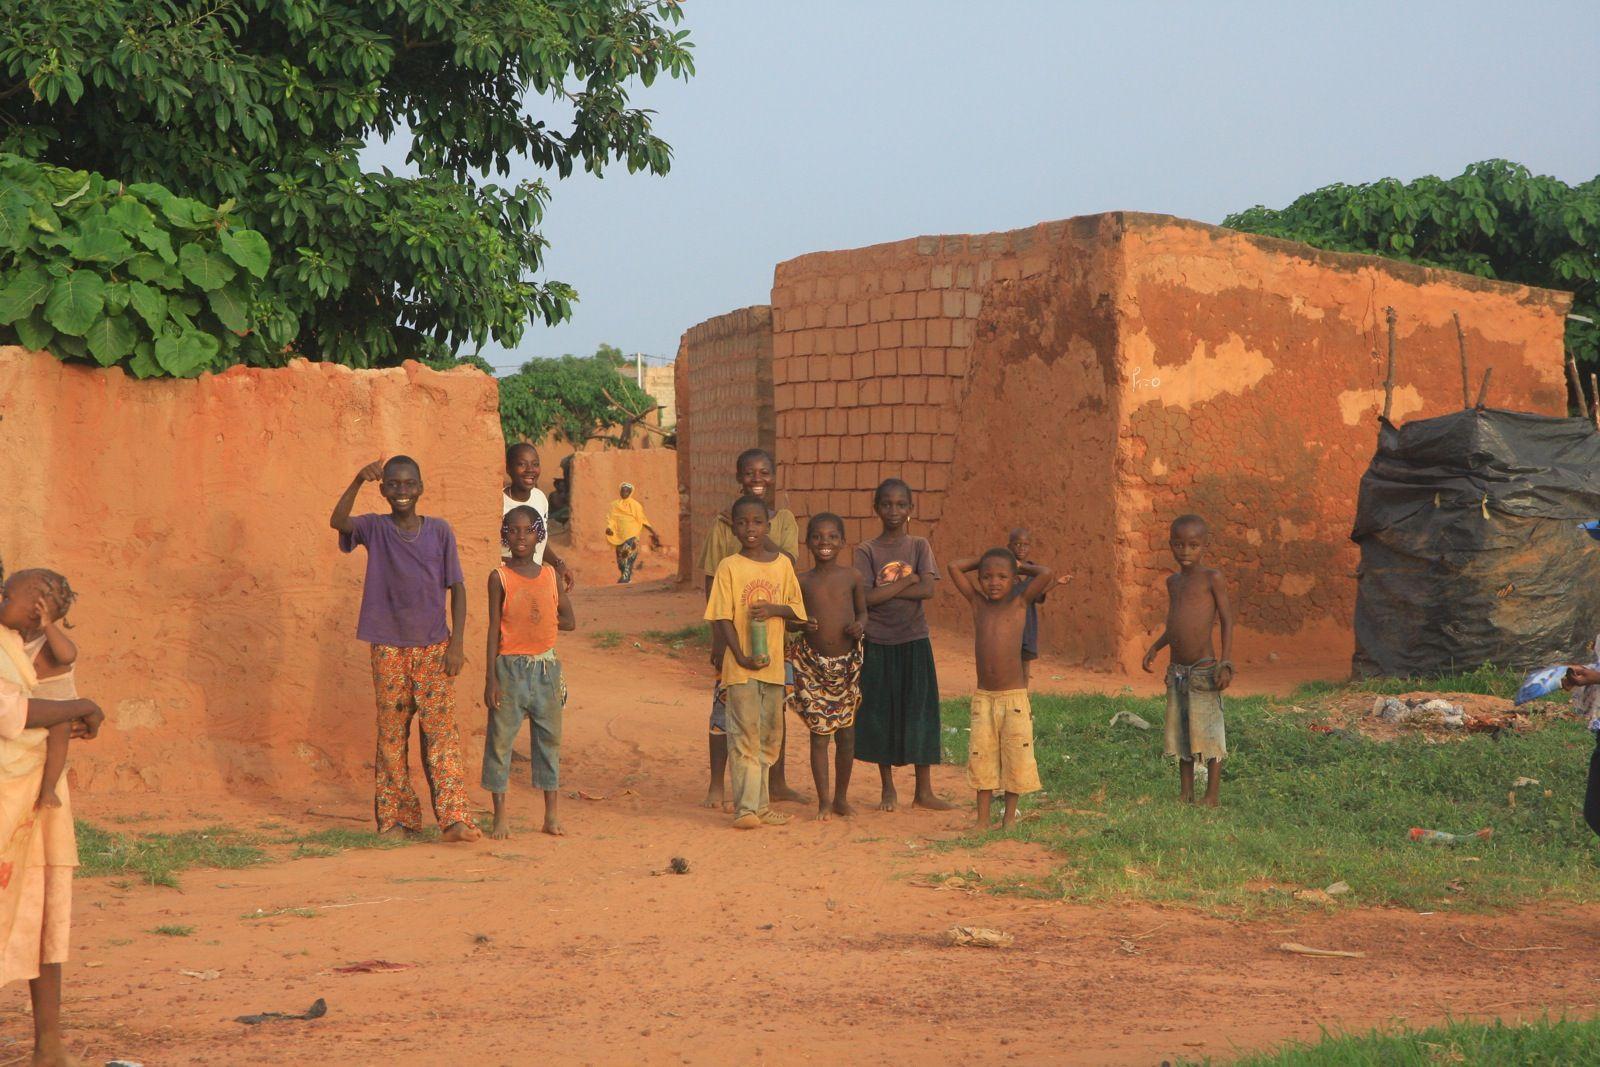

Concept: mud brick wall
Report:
left=676, top=306, right=774, bottom=581
left=770, top=214, right=1570, bottom=670
left=0, top=348, right=504, bottom=793
left=1110, top=219, right=1570, bottom=670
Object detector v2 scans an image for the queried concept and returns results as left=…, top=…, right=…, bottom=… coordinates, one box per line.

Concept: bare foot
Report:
left=440, top=821, right=482, bottom=843
left=831, top=797, right=856, bottom=818
left=913, top=792, right=956, bottom=811
left=542, top=818, right=566, bottom=836
left=758, top=810, right=791, bottom=826
left=768, top=784, right=805, bottom=804
left=489, top=819, right=510, bottom=841
left=879, top=784, right=898, bottom=812
left=1001, top=810, right=1018, bottom=830
left=816, top=805, right=831, bottom=822
left=701, top=785, right=724, bottom=810
left=31, top=1042, right=82, bottom=1067
left=377, top=824, right=415, bottom=839
left=1197, top=795, right=1219, bottom=808
left=1179, top=791, right=1195, bottom=804
left=38, top=789, right=61, bottom=810
left=731, top=813, right=761, bottom=830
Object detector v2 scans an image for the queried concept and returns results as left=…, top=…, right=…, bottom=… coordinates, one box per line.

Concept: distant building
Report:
left=641, top=363, right=676, bottom=428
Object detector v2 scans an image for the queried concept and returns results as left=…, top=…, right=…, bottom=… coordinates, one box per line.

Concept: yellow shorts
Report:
left=964, top=689, right=1042, bottom=795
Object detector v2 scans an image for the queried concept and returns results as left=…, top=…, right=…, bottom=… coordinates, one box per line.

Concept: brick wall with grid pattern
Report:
left=675, top=305, right=774, bottom=580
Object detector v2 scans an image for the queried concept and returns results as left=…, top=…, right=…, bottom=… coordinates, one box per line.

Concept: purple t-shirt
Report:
left=854, top=535, right=939, bottom=645
left=339, top=514, right=465, bottom=648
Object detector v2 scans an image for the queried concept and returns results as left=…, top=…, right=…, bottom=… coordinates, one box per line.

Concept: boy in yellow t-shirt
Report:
left=704, top=495, right=807, bottom=829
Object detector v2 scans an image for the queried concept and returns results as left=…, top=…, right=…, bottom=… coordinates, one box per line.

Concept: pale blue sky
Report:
left=370, top=1, right=1600, bottom=374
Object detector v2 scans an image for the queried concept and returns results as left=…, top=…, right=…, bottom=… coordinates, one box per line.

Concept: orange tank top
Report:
left=497, top=565, right=560, bottom=655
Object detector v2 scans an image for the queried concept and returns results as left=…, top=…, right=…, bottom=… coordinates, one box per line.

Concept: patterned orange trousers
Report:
left=369, top=642, right=478, bottom=834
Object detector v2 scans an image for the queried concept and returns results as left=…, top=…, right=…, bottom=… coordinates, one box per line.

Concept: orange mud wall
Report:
left=769, top=214, right=1570, bottom=671
left=675, top=306, right=774, bottom=581
left=566, top=447, right=679, bottom=579
left=0, top=348, right=504, bottom=794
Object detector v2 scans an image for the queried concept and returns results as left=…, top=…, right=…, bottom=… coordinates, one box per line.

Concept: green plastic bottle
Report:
left=748, top=611, right=769, bottom=665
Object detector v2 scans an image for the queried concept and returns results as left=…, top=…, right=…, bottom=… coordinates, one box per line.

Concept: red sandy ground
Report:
left=10, top=578, right=1599, bottom=1066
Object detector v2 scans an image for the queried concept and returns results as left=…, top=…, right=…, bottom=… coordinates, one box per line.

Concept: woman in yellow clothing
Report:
left=605, top=483, right=662, bottom=584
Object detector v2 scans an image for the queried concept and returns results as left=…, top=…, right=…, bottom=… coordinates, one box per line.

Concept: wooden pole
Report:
left=1567, top=356, right=1591, bottom=421
left=1591, top=373, right=1600, bottom=431
left=1453, top=312, right=1470, bottom=409
left=1476, top=366, right=1494, bottom=409
left=1381, top=306, right=1397, bottom=423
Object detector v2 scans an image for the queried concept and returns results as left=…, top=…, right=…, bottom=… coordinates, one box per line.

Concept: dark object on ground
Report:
left=1352, top=409, right=1600, bottom=677
left=236, top=998, right=328, bottom=1025
left=670, top=856, right=689, bottom=874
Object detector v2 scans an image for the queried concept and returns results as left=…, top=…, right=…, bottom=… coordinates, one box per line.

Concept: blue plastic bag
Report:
left=1514, top=665, right=1570, bottom=706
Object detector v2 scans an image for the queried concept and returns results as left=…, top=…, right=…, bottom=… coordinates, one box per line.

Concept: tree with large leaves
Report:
left=1225, top=161, right=1599, bottom=372
left=1, top=0, right=694, bottom=367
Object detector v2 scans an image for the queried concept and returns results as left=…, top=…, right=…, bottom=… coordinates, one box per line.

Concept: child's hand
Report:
left=357, top=459, right=385, bottom=483
left=739, top=653, right=770, bottom=671
left=803, top=618, right=820, bottom=633
left=1216, top=663, right=1234, bottom=690
left=845, top=620, right=865, bottom=640
left=484, top=681, right=500, bottom=711
left=444, top=639, right=465, bottom=677
left=748, top=603, right=775, bottom=622
left=710, top=647, right=725, bottom=672
left=71, top=703, right=104, bottom=740
left=31, top=593, right=56, bottom=628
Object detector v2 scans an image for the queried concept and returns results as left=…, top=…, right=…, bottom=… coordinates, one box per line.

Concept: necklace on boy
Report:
left=389, top=516, right=424, bottom=543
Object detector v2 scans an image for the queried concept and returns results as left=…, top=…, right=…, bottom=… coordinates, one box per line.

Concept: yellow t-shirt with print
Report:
left=703, top=552, right=807, bottom=687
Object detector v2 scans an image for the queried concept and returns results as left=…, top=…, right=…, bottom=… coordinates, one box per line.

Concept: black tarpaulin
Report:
left=1351, top=408, right=1600, bottom=677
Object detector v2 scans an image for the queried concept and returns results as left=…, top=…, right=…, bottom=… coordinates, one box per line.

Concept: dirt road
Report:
left=15, top=580, right=1600, bottom=1065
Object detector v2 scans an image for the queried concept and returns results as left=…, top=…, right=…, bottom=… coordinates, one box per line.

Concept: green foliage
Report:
left=0, top=154, right=275, bottom=376
left=1191, top=1016, right=1600, bottom=1066
left=499, top=343, right=658, bottom=446
left=939, top=688, right=1597, bottom=912
left=0, top=1, right=694, bottom=367
left=1225, top=161, right=1599, bottom=371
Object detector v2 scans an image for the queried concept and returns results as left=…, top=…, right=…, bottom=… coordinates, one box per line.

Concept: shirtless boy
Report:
left=949, top=548, right=1054, bottom=829
left=789, top=513, right=868, bottom=820
left=1141, top=514, right=1234, bottom=806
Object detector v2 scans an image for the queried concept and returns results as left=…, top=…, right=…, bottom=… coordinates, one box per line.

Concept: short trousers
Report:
left=964, top=689, right=1042, bottom=795
left=482, top=651, right=567, bottom=792
left=1164, top=661, right=1227, bottom=763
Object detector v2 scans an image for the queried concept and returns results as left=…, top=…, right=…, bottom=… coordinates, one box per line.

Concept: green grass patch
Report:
left=592, top=629, right=624, bottom=650
left=642, top=622, right=712, bottom=649
left=76, top=822, right=267, bottom=888
left=150, top=924, right=193, bottom=937
left=940, top=689, right=1598, bottom=913
left=284, top=827, right=428, bottom=851
left=1291, top=664, right=1525, bottom=700
left=1192, top=1015, right=1600, bottom=1065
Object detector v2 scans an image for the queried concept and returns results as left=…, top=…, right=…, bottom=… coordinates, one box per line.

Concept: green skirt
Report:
left=855, top=638, right=942, bottom=766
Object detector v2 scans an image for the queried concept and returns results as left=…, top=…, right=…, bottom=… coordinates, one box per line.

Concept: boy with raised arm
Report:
left=331, top=456, right=481, bottom=841
left=948, top=549, right=1054, bottom=829
left=788, top=513, right=869, bottom=820
left=704, top=496, right=807, bottom=829
left=1141, top=514, right=1234, bottom=807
